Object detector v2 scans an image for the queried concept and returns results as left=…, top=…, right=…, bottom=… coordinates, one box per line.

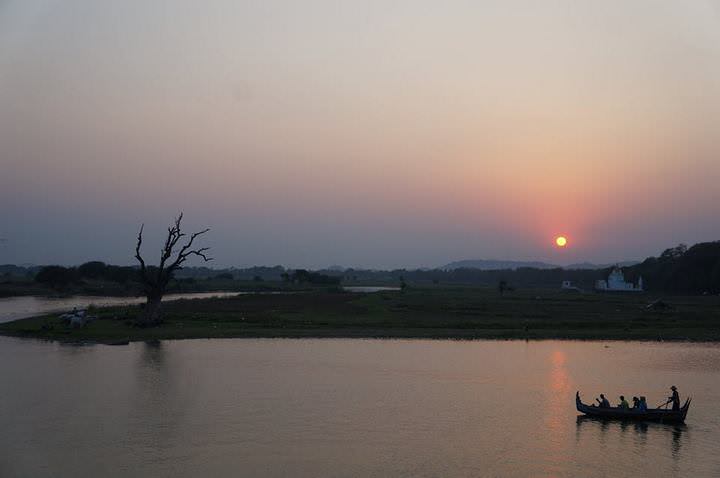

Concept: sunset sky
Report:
left=1, top=0, right=719, bottom=268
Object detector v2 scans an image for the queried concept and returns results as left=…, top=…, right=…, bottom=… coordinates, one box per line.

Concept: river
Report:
left=0, top=292, right=243, bottom=323
left=1, top=338, right=718, bottom=477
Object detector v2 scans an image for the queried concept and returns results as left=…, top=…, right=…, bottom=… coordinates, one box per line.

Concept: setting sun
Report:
left=555, top=236, right=568, bottom=247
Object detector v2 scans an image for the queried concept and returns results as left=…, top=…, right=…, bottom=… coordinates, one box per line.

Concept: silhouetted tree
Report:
left=396, top=275, right=406, bottom=291
left=629, top=241, right=720, bottom=294
left=498, top=279, right=508, bottom=296
left=292, top=269, right=311, bottom=283
left=660, top=244, right=688, bottom=261
left=35, top=266, right=78, bottom=289
left=77, top=261, right=107, bottom=279
left=104, top=265, right=138, bottom=284
left=135, top=213, right=211, bottom=326
left=287, top=269, right=341, bottom=285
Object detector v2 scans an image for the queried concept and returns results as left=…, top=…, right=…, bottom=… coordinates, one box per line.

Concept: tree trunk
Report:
left=137, top=292, right=163, bottom=327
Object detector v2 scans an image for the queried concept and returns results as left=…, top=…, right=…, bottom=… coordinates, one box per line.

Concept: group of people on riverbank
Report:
left=595, top=386, right=680, bottom=411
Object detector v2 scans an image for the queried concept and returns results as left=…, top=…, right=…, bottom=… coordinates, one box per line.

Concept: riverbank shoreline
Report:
left=3, top=328, right=720, bottom=345
left=2, top=288, right=719, bottom=343
left=0, top=281, right=299, bottom=299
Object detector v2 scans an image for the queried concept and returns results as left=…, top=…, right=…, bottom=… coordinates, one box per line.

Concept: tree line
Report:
left=625, top=242, right=720, bottom=294
left=35, top=262, right=139, bottom=288
left=20, top=241, right=720, bottom=295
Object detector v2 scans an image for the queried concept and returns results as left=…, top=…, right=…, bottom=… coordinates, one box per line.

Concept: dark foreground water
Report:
left=1, top=338, right=719, bottom=477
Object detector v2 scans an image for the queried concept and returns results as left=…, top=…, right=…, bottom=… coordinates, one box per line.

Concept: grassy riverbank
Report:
left=0, top=279, right=298, bottom=298
left=2, top=287, right=719, bottom=342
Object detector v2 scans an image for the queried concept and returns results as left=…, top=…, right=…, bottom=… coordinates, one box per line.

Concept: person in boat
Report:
left=668, top=386, right=680, bottom=411
left=596, top=394, right=610, bottom=408
left=632, top=396, right=640, bottom=409
left=618, top=395, right=630, bottom=409
left=638, top=396, right=648, bottom=411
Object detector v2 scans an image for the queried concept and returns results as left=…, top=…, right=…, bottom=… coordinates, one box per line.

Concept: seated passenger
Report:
left=632, top=396, right=640, bottom=409
left=618, top=395, right=630, bottom=409
left=639, top=397, right=648, bottom=411
left=596, top=394, right=610, bottom=408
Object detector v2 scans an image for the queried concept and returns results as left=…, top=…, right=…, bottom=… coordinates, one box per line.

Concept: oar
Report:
left=655, top=399, right=670, bottom=409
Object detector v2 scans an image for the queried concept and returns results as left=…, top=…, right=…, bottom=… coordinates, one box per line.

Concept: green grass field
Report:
left=0, top=278, right=311, bottom=298
left=2, top=287, right=719, bottom=342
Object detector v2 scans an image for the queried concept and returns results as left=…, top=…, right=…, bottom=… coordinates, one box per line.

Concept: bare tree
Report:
left=135, top=213, right=211, bottom=326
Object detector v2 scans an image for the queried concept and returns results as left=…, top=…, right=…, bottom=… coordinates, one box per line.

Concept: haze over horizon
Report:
left=2, top=0, right=720, bottom=269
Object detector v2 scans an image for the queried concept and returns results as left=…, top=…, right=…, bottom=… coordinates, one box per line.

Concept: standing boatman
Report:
left=667, top=386, right=680, bottom=411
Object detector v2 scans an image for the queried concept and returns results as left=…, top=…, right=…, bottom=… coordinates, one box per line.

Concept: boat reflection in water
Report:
left=576, top=415, right=686, bottom=460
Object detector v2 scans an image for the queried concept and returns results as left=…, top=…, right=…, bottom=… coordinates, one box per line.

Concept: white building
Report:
left=595, top=267, right=643, bottom=292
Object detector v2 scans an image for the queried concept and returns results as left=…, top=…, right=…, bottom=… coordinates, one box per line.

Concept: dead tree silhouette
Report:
left=134, top=213, right=211, bottom=326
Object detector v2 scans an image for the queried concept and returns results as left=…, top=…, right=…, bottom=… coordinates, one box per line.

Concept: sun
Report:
left=555, top=236, right=568, bottom=247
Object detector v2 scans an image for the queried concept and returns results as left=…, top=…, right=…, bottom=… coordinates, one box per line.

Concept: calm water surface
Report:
left=1, top=338, right=719, bottom=477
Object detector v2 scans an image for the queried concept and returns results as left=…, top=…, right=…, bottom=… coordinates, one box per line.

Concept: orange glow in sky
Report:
left=1, top=0, right=719, bottom=267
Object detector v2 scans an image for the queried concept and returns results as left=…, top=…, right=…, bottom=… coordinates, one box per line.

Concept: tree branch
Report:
left=135, top=224, right=149, bottom=282
left=157, top=213, right=186, bottom=281
left=134, top=215, right=211, bottom=298
left=166, top=227, right=212, bottom=274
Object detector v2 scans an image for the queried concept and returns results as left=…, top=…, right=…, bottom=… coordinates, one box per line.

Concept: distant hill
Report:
left=565, top=261, right=639, bottom=270
left=442, top=259, right=639, bottom=271
left=442, top=260, right=559, bottom=271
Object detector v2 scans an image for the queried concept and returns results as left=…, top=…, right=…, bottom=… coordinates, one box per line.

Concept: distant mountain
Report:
left=442, top=259, right=640, bottom=271
left=564, top=261, right=639, bottom=270
left=441, top=260, right=559, bottom=271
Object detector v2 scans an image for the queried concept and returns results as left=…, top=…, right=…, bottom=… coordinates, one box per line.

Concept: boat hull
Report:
left=576, top=392, right=690, bottom=423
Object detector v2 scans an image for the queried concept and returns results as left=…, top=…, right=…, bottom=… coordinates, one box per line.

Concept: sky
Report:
left=1, top=0, right=720, bottom=269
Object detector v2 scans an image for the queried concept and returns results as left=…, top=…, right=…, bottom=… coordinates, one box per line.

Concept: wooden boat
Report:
left=576, top=391, right=691, bottom=423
